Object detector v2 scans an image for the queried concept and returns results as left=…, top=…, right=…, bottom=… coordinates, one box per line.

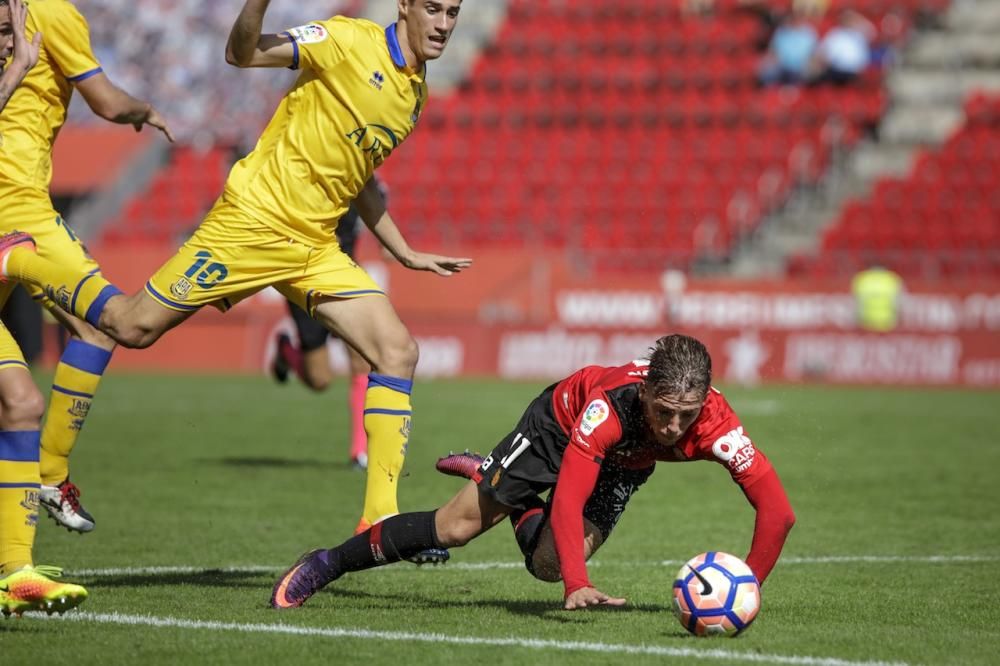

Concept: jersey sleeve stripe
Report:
left=281, top=32, right=300, bottom=70
left=67, top=67, right=103, bottom=82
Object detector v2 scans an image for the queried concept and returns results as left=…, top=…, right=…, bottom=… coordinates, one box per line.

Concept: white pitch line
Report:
left=34, top=611, right=909, bottom=666
left=68, top=554, right=1000, bottom=578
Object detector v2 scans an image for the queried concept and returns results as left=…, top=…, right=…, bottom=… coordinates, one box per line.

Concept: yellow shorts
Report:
left=145, top=198, right=385, bottom=315
left=0, top=187, right=101, bottom=365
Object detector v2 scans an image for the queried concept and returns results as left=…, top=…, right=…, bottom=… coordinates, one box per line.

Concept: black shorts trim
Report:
left=287, top=300, right=329, bottom=352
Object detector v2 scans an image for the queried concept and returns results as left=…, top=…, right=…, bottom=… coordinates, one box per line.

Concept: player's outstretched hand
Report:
left=564, top=586, right=626, bottom=610
left=10, top=0, right=41, bottom=74
left=136, top=104, right=175, bottom=143
left=402, top=252, right=472, bottom=277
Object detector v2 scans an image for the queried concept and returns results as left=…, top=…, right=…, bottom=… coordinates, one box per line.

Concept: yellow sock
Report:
left=40, top=339, right=113, bottom=486
left=360, top=374, right=413, bottom=524
left=6, top=249, right=122, bottom=327
left=0, top=431, right=40, bottom=575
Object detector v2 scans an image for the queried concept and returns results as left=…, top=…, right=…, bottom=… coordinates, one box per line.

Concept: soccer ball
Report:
left=671, top=552, right=760, bottom=637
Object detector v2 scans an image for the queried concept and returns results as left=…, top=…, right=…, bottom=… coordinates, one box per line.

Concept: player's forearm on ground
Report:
left=741, top=468, right=796, bottom=584
left=551, top=449, right=601, bottom=597
left=227, top=0, right=272, bottom=66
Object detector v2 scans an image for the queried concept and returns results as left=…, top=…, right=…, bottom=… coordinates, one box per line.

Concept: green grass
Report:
left=3, top=375, right=999, bottom=665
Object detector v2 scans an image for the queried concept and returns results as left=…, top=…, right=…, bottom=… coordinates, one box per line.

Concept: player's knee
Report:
left=375, top=335, right=419, bottom=377
left=527, top=547, right=563, bottom=582
left=117, top=324, right=162, bottom=349
left=0, top=382, right=45, bottom=430
left=72, top=325, right=116, bottom=351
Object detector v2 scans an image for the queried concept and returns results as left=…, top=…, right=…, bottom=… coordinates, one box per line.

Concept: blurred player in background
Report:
left=0, top=0, right=173, bottom=535
left=1, top=1, right=468, bottom=560
left=0, top=0, right=88, bottom=616
left=270, top=334, right=796, bottom=611
left=271, top=179, right=389, bottom=471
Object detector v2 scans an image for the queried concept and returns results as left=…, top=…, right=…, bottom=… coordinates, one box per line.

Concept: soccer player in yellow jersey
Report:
left=0, top=0, right=173, bottom=535
left=0, top=0, right=87, bottom=617
left=1, top=0, right=469, bottom=554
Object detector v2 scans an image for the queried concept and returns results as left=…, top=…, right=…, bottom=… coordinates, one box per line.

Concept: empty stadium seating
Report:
left=379, top=0, right=916, bottom=272
left=791, top=92, right=1000, bottom=281
left=99, top=147, right=229, bottom=245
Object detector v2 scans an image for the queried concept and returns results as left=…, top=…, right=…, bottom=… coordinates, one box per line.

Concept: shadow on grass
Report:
left=78, top=569, right=270, bottom=589
left=205, top=457, right=355, bottom=470
left=325, top=586, right=672, bottom=619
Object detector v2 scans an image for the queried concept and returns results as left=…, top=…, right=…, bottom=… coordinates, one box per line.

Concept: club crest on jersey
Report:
left=712, top=426, right=756, bottom=473
left=288, top=23, right=328, bottom=44
left=369, top=71, right=385, bottom=91
left=170, top=277, right=193, bottom=301
left=580, top=399, right=610, bottom=436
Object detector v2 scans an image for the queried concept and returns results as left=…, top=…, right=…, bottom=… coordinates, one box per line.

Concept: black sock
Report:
left=512, top=507, right=546, bottom=558
left=328, top=511, right=442, bottom=574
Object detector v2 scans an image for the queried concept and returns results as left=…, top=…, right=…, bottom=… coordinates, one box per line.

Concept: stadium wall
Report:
left=58, top=244, right=1000, bottom=388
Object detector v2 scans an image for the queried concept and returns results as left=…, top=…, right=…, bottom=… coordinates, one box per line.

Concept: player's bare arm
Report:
left=225, top=0, right=296, bottom=69
left=0, top=0, right=41, bottom=113
left=74, top=73, right=174, bottom=142
left=355, top=177, right=472, bottom=277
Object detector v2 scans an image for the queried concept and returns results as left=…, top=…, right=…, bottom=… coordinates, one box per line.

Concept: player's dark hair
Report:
left=645, top=334, right=712, bottom=398
left=0, top=1, right=9, bottom=8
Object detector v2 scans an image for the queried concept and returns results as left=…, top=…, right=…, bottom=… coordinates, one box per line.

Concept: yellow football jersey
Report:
left=224, top=18, right=428, bottom=246
left=0, top=0, right=102, bottom=193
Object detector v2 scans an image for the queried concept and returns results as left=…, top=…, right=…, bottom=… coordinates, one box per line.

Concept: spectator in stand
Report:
left=808, top=10, right=877, bottom=86
left=757, top=11, right=818, bottom=87
left=681, top=0, right=715, bottom=18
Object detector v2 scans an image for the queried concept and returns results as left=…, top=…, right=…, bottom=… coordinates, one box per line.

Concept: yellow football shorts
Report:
left=0, top=187, right=101, bottom=365
left=145, top=198, right=385, bottom=315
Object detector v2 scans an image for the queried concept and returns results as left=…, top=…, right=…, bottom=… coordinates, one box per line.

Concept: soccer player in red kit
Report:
left=271, top=334, right=795, bottom=610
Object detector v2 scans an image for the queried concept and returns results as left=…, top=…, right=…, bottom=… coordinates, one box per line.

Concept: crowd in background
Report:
left=68, top=0, right=358, bottom=145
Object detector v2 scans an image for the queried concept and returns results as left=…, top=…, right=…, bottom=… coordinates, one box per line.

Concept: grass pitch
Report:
left=2, top=374, right=998, bottom=665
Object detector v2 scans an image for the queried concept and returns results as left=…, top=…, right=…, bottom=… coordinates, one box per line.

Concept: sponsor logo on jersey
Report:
left=579, top=399, right=609, bottom=436
left=288, top=24, right=328, bottom=44
left=346, top=124, right=400, bottom=167
left=170, top=277, right=193, bottom=301
left=712, top=426, right=756, bottom=473
left=369, top=70, right=385, bottom=90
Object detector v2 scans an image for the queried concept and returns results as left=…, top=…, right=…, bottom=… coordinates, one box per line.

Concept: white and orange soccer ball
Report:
left=672, top=552, right=761, bottom=637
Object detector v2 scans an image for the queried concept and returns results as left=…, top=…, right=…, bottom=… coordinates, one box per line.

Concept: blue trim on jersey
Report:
left=363, top=408, right=412, bottom=417
left=145, top=282, right=200, bottom=312
left=52, top=385, right=94, bottom=400
left=0, top=431, right=40, bottom=463
left=68, top=66, right=103, bottom=83
left=367, top=374, right=413, bottom=395
left=0, top=482, right=41, bottom=489
left=385, top=23, right=406, bottom=68
left=60, top=338, right=113, bottom=375
left=336, top=289, right=385, bottom=297
left=282, top=32, right=300, bottom=70
left=0, top=360, right=28, bottom=370
left=85, top=285, right=124, bottom=327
